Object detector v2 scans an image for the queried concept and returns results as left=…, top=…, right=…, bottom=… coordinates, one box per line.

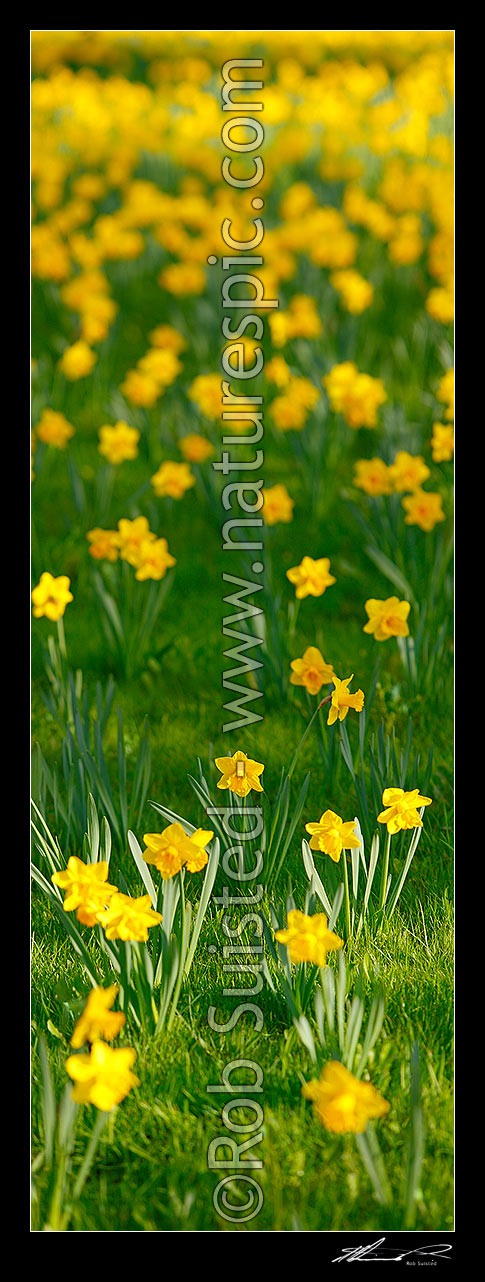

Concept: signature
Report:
left=332, top=1237, right=452, bottom=1263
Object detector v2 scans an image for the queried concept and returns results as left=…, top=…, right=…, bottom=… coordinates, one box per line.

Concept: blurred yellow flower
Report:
left=179, top=433, right=214, bottom=463
left=148, top=324, right=187, bottom=353
left=363, top=597, right=411, bottom=641
left=98, top=421, right=140, bottom=464
left=389, top=450, right=430, bottom=493
left=323, top=362, right=387, bottom=429
left=159, top=261, right=206, bottom=295
left=71, top=985, right=125, bottom=1049
left=116, top=517, right=156, bottom=567
left=402, top=488, right=445, bottom=531
left=436, top=369, right=454, bottom=421
left=35, top=408, right=75, bottom=449
left=426, top=286, right=454, bottom=323
left=137, top=348, right=182, bottom=385
left=290, top=646, right=335, bottom=695
left=431, top=422, right=454, bottom=462
left=120, top=369, right=161, bottom=407
left=189, top=373, right=222, bottom=420
left=134, top=537, right=176, bottom=581
left=215, top=749, right=264, bottom=798
left=305, top=810, right=360, bottom=862
left=86, top=528, right=120, bottom=562
left=328, top=675, right=365, bottom=725
left=330, top=269, right=374, bottom=314
left=151, top=460, right=195, bottom=499
left=262, top=483, right=294, bottom=525
left=59, top=340, right=97, bottom=380
left=275, top=909, right=343, bottom=966
left=302, top=1061, right=389, bottom=1134
left=377, top=787, right=432, bottom=834
left=32, top=572, right=73, bottom=621
left=286, top=556, right=336, bottom=599
left=354, top=457, right=393, bottom=496
left=97, top=892, right=163, bottom=941
left=66, top=1040, right=139, bottom=1112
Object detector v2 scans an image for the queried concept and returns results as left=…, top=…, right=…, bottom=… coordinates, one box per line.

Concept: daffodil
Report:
left=179, top=434, right=214, bottom=463
left=35, top=408, right=75, bottom=449
left=402, top=489, right=445, bottom=531
left=58, top=340, right=97, bottom=380
left=32, top=572, right=73, bottom=621
left=389, top=451, right=430, bottom=493
left=328, top=675, right=365, bottom=725
left=353, top=458, right=393, bottom=497
left=286, top=556, right=336, bottom=599
left=66, top=1040, right=139, bottom=1111
left=143, top=822, right=212, bottom=879
left=431, top=422, right=454, bottom=463
left=305, top=810, right=360, bottom=862
left=214, top=750, right=264, bottom=798
left=302, top=1061, right=390, bottom=1133
left=151, top=460, right=195, bottom=499
left=51, top=857, right=118, bottom=926
left=377, top=787, right=432, bottom=834
left=275, top=909, right=343, bottom=966
left=97, top=893, right=162, bottom=941
left=98, top=422, right=140, bottom=464
left=70, top=985, right=126, bottom=1048
left=290, top=646, right=335, bottom=695
left=86, top=528, right=120, bottom=563
left=363, top=597, right=411, bottom=642
left=134, top=537, right=176, bottom=581
left=262, top=483, right=294, bottom=525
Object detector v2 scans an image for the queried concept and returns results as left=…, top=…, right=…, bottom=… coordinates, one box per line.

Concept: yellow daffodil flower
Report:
left=328, top=675, right=365, bottom=725
left=262, top=483, right=294, bottom=525
left=98, top=422, right=140, bottom=464
left=302, top=1061, right=389, bottom=1133
left=71, top=985, right=125, bottom=1048
left=377, top=787, right=432, bottom=834
left=363, top=597, right=411, bottom=641
left=66, top=1040, right=139, bottom=1111
left=286, top=556, right=336, bottom=599
left=97, top=893, right=162, bottom=941
left=51, top=856, right=118, bottom=926
left=275, top=909, right=343, bottom=967
left=290, top=646, right=335, bottom=695
left=402, top=488, right=445, bottom=531
left=305, top=810, right=360, bottom=862
left=214, top=750, right=264, bottom=798
left=32, top=572, right=73, bottom=621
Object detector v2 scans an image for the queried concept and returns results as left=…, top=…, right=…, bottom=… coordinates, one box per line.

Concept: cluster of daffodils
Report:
left=87, top=516, right=176, bottom=582
left=120, top=328, right=184, bottom=408
left=431, top=368, right=454, bottom=464
left=323, top=362, right=387, bottom=429
left=61, top=267, right=119, bottom=348
left=269, top=375, right=321, bottom=433
left=289, top=647, right=365, bottom=724
left=354, top=447, right=446, bottom=531
left=66, top=985, right=139, bottom=1112
left=51, top=856, right=162, bottom=940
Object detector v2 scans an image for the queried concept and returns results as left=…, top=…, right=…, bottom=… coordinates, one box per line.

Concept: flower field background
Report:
left=31, top=30, right=454, bottom=1233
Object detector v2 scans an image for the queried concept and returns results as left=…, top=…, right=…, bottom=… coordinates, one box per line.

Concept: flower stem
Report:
left=287, top=694, right=332, bottom=781
left=378, top=830, right=392, bottom=914
left=342, top=850, right=352, bottom=941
